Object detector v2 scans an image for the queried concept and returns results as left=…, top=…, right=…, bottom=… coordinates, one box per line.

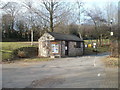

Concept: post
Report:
left=110, top=19, right=113, bottom=56
left=31, top=30, right=33, bottom=46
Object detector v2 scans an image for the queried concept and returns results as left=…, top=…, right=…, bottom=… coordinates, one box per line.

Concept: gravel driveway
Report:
left=2, top=53, right=118, bottom=88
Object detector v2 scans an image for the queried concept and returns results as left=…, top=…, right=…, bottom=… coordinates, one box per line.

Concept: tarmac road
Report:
left=2, top=53, right=118, bottom=88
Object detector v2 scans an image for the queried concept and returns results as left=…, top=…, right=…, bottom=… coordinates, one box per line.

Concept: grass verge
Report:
left=2, top=57, right=53, bottom=64
left=21, top=58, right=53, bottom=62
left=1, top=42, right=38, bottom=62
left=102, top=57, right=119, bottom=67
left=84, top=46, right=109, bottom=55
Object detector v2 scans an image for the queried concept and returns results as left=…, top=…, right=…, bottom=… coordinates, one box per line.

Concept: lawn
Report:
left=84, top=45, right=109, bottom=55
left=84, top=39, right=110, bottom=44
left=1, top=42, right=38, bottom=50
left=84, top=39, right=110, bottom=55
left=1, top=42, right=38, bottom=61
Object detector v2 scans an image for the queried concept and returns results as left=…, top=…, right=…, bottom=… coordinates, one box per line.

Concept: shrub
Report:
left=17, top=50, right=27, bottom=58
left=13, top=47, right=38, bottom=59
left=110, top=40, right=118, bottom=58
left=103, top=57, right=119, bottom=67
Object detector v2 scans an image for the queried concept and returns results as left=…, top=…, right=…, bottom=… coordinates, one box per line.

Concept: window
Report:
left=75, top=42, right=81, bottom=48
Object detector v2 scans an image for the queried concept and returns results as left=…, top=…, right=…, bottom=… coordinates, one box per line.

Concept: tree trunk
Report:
left=50, top=1, right=54, bottom=32
left=50, top=12, right=53, bottom=32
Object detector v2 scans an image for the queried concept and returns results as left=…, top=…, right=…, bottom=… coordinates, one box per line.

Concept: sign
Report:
left=93, top=45, right=96, bottom=48
left=93, top=43, right=96, bottom=46
left=85, top=44, right=87, bottom=48
left=51, top=44, right=59, bottom=53
left=88, top=44, right=92, bottom=48
left=110, top=32, right=113, bottom=36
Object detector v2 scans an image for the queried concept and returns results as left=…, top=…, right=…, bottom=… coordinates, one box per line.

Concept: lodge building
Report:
left=38, top=32, right=84, bottom=58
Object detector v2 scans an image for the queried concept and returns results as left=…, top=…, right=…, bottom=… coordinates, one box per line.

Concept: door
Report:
left=65, top=41, right=69, bottom=55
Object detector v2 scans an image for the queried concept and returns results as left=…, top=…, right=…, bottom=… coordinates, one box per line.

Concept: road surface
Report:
left=2, top=53, right=118, bottom=88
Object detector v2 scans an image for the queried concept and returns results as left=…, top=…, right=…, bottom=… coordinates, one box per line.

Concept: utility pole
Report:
left=30, top=12, right=34, bottom=46
left=110, top=19, right=113, bottom=56
left=31, top=29, right=33, bottom=46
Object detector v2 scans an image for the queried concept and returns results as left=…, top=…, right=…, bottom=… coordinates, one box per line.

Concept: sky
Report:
left=0, top=0, right=119, bottom=9
left=0, top=0, right=119, bottom=20
left=0, top=0, right=119, bottom=12
left=0, top=0, right=119, bottom=26
left=1, top=0, right=119, bottom=4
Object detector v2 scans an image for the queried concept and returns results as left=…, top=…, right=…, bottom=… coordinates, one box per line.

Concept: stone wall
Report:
left=38, top=41, right=51, bottom=57
left=39, top=36, right=84, bottom=57
left=68, top=41, right=84, bottom=57
left=38, top=33, right=54, bottom=57
left=60, top=41, right=84, bottom=57
left=61, top=41, right=66, bottom=57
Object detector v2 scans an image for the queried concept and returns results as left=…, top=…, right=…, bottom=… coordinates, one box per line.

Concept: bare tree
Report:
left=76, top=0, right=84, bottom=39
left=105, top=2, right=118, bottom=26
left=85, top=7, right=107, bottom=46
left=23, top=0, right=36, bottom=45
left=2, top=2, right=20, bottom=32
left=34, top=0, right=71, bottom=32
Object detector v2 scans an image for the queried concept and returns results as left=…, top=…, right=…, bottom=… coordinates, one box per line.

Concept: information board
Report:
left=51, top=44, right=59, bottom=53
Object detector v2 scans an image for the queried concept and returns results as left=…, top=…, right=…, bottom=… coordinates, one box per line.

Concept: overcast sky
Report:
left=0, top=0, right=119, bottom=9
left=1, top=0, right=119, bottom=4
left=0, top=0, right=119, bottom=25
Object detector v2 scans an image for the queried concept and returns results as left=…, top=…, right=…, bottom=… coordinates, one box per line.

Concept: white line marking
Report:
left=97, top=73, right=101, bottom=77
left=93, top=56, right=96, bottom=67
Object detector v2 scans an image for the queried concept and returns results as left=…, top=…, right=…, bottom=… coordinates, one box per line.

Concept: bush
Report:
left=2, top=46, right=38, bottom=62
left=17, top=50, right=27, bottom=58
left=103, top=57, right=119, bottom=67
left=110, top=40, right=118, bottom=58
left=13, top=47, right=38, bottom=59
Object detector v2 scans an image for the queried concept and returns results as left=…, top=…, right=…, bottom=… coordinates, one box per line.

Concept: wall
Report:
left=38, top=33, right=84, bottom=57
left=38, top=41, right=51, bottom=57
left=61, top=41, right=66, bottom=57
left=38, top=33, right=54, bottom=57
left=60, top=41, right=84, bottom=57
left=68, top=41, right=84, bottom=57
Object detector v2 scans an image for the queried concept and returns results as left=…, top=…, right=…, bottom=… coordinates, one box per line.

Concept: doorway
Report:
left=65, top=41, right=69, bottom=56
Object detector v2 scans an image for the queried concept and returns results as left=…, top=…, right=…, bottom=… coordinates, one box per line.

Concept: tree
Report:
left=68, top=23, right=79, bottom=37
left=23, top=0, right=36, bottom=45
left=2, top=14, right=12, bottom=38
left=34, top=0, right=71, bottom=32
left=85, top=7, right=107, bottom=46
left=105, top=2, right=118, bottom=26
left=104, top=2, right=118, bottom=40
left=2, top=2, right=20, bottom=32
left=1, top=2, right=22, bottom=39
left=76, top=0, right=84, bottom=39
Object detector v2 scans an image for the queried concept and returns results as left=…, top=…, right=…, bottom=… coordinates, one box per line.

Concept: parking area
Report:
left=2, top=53, right=118, bottom=88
